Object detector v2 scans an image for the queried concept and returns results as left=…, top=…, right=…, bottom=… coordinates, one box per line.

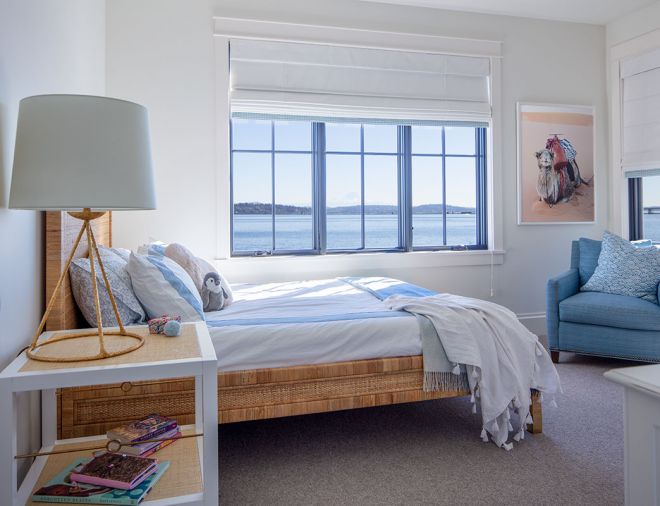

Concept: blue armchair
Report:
left=547, top=238, right=660, bottom=363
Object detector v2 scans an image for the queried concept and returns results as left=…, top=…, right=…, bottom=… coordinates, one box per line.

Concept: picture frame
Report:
left=517, top=102, right=596, bottom=225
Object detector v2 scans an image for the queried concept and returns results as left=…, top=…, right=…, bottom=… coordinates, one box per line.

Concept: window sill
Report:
left=216, top=248, right=505, bottom=270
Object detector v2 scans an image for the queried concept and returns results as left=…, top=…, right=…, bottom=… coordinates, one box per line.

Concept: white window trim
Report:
left=608, top=28, right=660, bottom=238
left=213, top=17, right=504, bottom=267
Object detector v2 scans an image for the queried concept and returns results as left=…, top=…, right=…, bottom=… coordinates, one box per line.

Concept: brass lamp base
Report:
left=28, top=209, right=145, bottom=363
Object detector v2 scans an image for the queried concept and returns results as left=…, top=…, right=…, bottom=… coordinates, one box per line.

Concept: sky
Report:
left=644, top=175, right=660, bottom=207
left=232, top=119, right=478, bottom=209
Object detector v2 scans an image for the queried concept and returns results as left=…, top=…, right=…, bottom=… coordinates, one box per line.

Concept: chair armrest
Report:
left=548, top=269, right=579, bottom=303
left=546, top=269, right=579, bottom=349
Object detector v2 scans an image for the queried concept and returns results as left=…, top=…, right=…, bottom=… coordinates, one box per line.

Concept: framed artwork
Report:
left=517, top=103, right=595, bottom=224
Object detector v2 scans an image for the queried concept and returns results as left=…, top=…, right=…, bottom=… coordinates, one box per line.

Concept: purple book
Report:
left=107, top=414, right=178, bottom=444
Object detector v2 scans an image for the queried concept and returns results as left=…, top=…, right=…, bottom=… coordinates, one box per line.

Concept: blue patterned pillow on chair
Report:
left=581, top=231, right=660, bottom=303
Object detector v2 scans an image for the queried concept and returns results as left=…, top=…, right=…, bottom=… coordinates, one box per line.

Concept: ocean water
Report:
left=643, top=214, right=660, bottom=241
left=233, top=214, right=477, bottom=252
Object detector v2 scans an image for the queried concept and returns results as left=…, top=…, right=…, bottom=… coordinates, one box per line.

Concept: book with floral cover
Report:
left=70, top=453, right=158, bottom=490
left=31, top=458, right=169, bottom=504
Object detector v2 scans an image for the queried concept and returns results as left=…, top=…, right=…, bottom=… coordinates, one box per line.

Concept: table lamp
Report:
left=9, top=94, right=156, bottom=362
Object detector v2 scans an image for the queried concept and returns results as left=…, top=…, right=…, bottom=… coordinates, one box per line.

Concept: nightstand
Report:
left=605, top=364, right=660, bottom=506
left=0, top=322, right=218, bottom=505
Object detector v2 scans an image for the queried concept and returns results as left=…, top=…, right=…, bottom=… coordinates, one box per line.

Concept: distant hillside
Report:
left=234, top=202, right=475, bottom=215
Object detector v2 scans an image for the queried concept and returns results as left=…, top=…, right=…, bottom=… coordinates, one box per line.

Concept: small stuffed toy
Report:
left=164, top=243, right=234, bottom=312
left=163, top=320, right=181, bottom=337
left=201, top=272, right=228, bottom=312
left=148, top=315, right=181, bottom=334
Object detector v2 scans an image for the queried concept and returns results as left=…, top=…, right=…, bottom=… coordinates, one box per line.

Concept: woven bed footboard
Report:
left=58, top=355, right=470, bottom=438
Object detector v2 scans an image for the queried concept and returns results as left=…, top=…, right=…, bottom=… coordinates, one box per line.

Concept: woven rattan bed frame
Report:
left=45, top=211, right=542, bottom=439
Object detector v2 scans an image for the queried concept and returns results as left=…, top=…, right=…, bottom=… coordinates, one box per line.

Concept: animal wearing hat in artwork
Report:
left=535, top=134, right=589, bottom=206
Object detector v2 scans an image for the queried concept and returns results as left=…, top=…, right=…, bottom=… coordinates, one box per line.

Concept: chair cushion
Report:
left=560, top=291, right=660, bottom=331
left=577, top=237, right=601, bottom=286
left=581, top=232, right=660, bottom=303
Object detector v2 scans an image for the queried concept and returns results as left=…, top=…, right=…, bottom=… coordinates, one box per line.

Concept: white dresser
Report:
left=605, top=364, right=660, bottom=506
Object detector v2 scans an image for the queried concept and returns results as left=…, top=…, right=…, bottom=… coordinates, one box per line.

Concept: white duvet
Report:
left=205, top=279, right=422, bottom=371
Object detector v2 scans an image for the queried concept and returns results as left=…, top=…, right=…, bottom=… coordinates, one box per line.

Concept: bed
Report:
left=44, top=212, right=542, bottom=439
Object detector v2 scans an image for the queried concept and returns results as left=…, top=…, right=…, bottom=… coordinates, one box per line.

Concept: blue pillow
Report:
left=581, top=232, right=660, bottom=303
left=578, top=237, right=602, bottom=286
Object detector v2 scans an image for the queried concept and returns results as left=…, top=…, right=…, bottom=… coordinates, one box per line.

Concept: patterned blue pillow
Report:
left=581, top=232, right=660, bottom=303
left=70, top=249, right=147, bottom=327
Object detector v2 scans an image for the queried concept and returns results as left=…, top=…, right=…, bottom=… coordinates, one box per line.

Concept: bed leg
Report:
left=550, top=351, right=560, bottom=363
left=526, top=390, right=543, bottom=434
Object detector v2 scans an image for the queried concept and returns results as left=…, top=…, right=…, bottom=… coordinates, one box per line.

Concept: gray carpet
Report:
left=218, top=353, right=632, bottom=505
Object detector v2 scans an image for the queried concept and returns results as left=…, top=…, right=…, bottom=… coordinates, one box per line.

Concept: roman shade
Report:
left=621, top=46, right=660, bottom=177
left=229, top=39, right=492, bottom=122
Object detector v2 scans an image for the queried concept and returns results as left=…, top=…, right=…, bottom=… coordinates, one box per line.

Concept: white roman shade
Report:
left=229, top=39, right=492, bottom=122
left=621, top=46, right=660, bottom=176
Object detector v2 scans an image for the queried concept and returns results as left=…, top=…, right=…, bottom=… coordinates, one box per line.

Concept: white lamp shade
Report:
left=9, top=95, right=156, bottom=211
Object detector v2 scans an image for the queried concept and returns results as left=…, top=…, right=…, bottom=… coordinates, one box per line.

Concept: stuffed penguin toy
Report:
left=201, top=272, right=228, bottom=312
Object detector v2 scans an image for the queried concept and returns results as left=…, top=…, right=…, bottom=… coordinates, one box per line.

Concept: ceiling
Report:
left=361, top=0, right=659, bottom=25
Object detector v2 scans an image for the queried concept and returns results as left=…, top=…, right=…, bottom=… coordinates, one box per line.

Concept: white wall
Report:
left=607, top=2, right=660, bottom=47
left=107, top=0, right=217, bottom=258
left=0, top=0, right=105, bottom=478
left=107, top=0, right=608, bottom=332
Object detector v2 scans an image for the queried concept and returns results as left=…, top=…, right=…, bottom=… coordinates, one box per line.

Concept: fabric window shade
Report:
left=229, top=39, right=491, bottom=121
left=621, top=47, right=660, bottom=176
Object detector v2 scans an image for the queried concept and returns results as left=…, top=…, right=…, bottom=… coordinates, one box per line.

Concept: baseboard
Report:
left=517, top=312, right=546, bottom=336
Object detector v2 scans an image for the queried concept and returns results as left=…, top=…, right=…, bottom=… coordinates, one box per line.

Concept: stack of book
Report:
left=31, top=414, right=179, bottom=505
left=32, top=454, right=170, bottom=505
left=106, top=413, right=181, bottom=457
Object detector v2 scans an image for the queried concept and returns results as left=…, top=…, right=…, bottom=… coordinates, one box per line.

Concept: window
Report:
left=231, top=116, right=488, bottom=256
left=629, top=175, right=660, bottom=242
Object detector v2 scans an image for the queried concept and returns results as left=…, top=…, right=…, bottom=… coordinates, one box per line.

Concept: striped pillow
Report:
left=127, top=252, right=205, bottom=322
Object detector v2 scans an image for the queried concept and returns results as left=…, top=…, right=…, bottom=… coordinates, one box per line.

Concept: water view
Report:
left=233, top=214, right=477, bottom=252
left=643, top=213, right=660, bottom=242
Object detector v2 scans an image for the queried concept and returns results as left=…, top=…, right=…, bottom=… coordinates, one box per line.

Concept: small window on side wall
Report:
left=630, top=175, right=660, bottom=243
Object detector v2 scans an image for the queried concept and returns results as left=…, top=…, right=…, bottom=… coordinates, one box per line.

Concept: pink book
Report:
left=70, top=452, right=158, bottom=490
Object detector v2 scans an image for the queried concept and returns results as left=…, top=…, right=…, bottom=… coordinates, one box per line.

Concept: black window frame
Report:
left=629, top=177, right=643, bottom=241
left=230, top=117, right=488, bottom=256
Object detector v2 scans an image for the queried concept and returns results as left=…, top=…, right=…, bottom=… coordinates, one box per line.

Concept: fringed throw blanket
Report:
left=387, top=293, right=561, bottom=450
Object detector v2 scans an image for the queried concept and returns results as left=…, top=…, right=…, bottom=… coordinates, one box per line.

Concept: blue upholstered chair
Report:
left=546, top=238, right=660, bottom=363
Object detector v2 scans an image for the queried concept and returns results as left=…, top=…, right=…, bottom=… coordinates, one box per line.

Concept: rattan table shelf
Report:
left=0, top=322, right=218, bottom=506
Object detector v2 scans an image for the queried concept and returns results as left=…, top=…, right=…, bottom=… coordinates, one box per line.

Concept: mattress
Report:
left=206, top=278, right=424, bottom=371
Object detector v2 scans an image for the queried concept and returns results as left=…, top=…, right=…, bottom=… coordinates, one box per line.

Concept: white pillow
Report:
left=127, top=252, right=205, bottom=322
left=137, top=241, right=167, bottom=257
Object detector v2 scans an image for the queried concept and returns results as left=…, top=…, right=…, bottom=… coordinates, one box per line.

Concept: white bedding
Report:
left=205, top=278, right=422, bottom=371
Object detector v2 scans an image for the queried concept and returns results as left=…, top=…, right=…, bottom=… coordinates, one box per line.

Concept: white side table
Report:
left=0, top=322, right=218, bottom=506
left=605, top=364, right=660, bottom=506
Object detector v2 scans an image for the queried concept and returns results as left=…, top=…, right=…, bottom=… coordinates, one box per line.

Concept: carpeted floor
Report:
left=218, top=353, right=633, bottom=505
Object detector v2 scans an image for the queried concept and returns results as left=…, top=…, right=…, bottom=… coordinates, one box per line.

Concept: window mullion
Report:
left=229, top=120, right=235, bottom=255
left=441, top=127, right=447, bottom=246
left=360, top=124, right=366, bottom=250
left=477, top=127, right=488, bottom=248
left=271, top=121, right=276, bottom=252
left=398, top=126, right=412, bottom=251
left=629, top=177, right=643, bottom=241
left=312, top=122, right=326, bottom=253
